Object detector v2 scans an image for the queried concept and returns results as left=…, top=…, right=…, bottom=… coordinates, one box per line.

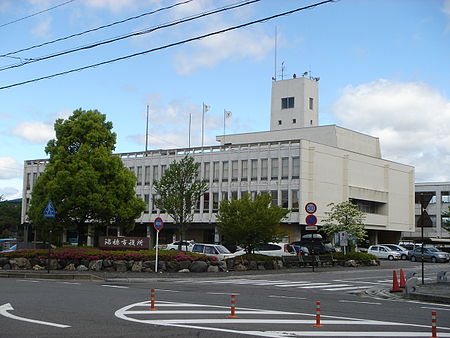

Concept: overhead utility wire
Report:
left=0, top=0, right=335, bottom=91
left=0, top=0, right=261, bottom=72
left=0, top=0, right=76, bottom=29
left=0, top=0, right=193, bottom=58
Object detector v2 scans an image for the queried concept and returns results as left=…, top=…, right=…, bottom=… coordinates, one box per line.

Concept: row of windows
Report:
left=415, top=191, right=450, bottom=204
left=280, top=97, right=314, bottom=110
left=129, top=157, right=301, bottom=186
left=138, top=189, right=300, bottom=215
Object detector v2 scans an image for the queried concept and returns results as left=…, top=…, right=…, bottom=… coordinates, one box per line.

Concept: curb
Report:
left=0, top=272, right=103, bottom=281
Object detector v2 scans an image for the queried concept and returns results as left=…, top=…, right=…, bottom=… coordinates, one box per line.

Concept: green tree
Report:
left=28, top=109, right=146, bottom=246
left=443, top=206, right=450, bottom=232
left=0, top=199, right=21, bottom=238
left=321, top=201, right=367, bottom=249
left=153, top=156, right=208, bottom=245
left=216, top=194, right=289, bottom=254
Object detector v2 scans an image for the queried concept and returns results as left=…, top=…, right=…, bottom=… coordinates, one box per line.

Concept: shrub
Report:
left=236, top=253, right=279, bottom=261
left=332, top=252, right=378, bottom=261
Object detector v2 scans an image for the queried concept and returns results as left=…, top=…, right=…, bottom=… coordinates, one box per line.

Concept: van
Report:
left=291, top=240, right=331, bottom=254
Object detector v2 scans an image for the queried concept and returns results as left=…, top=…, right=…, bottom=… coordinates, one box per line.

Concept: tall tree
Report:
left=153, top=156, right=208, bottom=245
left=443, top=206, right=450, bottom=232
left=28, top=109, right=146, bottom=246
left=0, top=199, right=21, bottom=238
left=321, top=201, right=367, bottom=249
left=216, top=194, right=289, bottom=254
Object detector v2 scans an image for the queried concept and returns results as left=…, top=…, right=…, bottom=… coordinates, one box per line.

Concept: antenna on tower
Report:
left=145, top=105, right=149, bottom=155
left=273, top=26, right=277, bottom=81
left=281, top=61, right=285, bottom=80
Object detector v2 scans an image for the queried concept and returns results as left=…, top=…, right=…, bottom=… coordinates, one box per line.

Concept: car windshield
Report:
left=386, top=245, right=401, bottom=251
left=215, top=245, right=231, bottom=254
left=427, top=247, right=439, bottom=252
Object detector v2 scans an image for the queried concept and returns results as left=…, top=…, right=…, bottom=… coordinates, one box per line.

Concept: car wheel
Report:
left=401, top=254, right=407, bottom=260
left=411, top=256, right=417, bottom=262
left=431, top=257, right=437, bottom=263
left=170, top=248, right=175, bottom=250
left=388, top=255, right=394, bottom=261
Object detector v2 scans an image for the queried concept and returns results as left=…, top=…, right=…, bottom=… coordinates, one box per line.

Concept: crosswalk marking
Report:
left=174, top=278, right=384, bottom=293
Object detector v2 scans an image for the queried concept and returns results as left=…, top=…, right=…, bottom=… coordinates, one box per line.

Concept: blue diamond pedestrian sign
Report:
left=43, top=200, right=56, bottom=218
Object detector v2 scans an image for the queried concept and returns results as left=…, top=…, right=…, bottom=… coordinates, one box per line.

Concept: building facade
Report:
left=21, top=76, right=415, bottom=246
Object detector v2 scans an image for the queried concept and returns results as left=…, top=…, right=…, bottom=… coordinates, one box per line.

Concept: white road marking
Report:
left=268, top=295, right=307, bottom=300
left=421, top=306, right=450, bottom=312
left=59, top=282, right=80, bottom=285
left=101, top=285, right=129, bottom=289
left=324, top=285, right=372, bottom=291
left=339, top=300, right=382, bottom=305
left=297, top=283, right=331, bottom=288
left=207, top=292, right=240, bottom=295
left=156, top=289, right=180, bottom=293
left=249, top=331, right=450, bottom=337
left=16, top=279, right=39, bottom=283
left=0, top=303, right=70, bottom=328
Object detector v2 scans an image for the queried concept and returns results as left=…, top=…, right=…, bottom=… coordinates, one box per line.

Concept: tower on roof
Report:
left=270, top=74, right=319, bottom=130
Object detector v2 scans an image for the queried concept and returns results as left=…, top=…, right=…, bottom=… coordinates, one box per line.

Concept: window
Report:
left=281, top=190, right=288, bottom=208
left=195, top=163, right=201, bottom=182
left=231, top=160, right=238, bottom=181
left=136, top=166, right=142, bottom=185
left=213, top=161, right=219, bottom=182
left=144, top=166, right=151, bottom=185
left=261, top=158, right=268, bottom=180
left=221, top=191, right=228, bottom=202
left=251, top=159, right=258, bottom=181
left=204, top=162, right=210, bottom=181
left=415, top=192, right=436, bottom=204
left=271, top=158, right=279, bottom=180
left=291, top=190, right=299, bottom=211
left=271, top=190, right=278, bottom=206
left=442, top=191, right=450, bottom=203
left=292, top=157, right=300, bottom=179
left=309, top=97, right=314, bottom=110
left=278, top=120, right=282, bottom=125
left=33, top=172, right=37, bottom=186
left=281, top=97, right=295, bottom=109
left=212, top=192, right=219, bottom=212
left=151, top=194, right=158, bottom=213
left=161, top=165, right=167, bottom=175
left=195, top=197, right=200, bottom=213
left=251, top=191, right=257, bottom=200
left=292, top=119, right=296, bottom=124
left=281, top=157, right=289, bottom=179
left=351, top=199, right=379, bottom=214
left=144, top=194, right=150, bottom=213
left=129, top=166, right=135, bottom=175
left=203, top=192, right=210, bottom=213
left=26, top=173, right=31, bottom=190
left=231, top=191, right=238, bottom=200
left=152, top=165, right=159, bottom=182
left=241, top=191, right=249, bottom=199
left=222, top=161, right=229, bottom=182
left=241, top=160, right=248, bottom=181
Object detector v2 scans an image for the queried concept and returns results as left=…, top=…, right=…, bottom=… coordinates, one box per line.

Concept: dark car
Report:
left=408, top=246, right=450, bottom=263
left=291, top=240, right=330, bottom=254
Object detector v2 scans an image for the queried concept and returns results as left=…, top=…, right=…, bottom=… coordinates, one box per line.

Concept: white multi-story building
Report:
left=22, top=76, right=415, bottom=246
left=402, top=182, right=450, bottom=242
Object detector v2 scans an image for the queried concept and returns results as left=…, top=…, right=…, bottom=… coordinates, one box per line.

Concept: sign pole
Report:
left=155, top=230, right=159, bottom=273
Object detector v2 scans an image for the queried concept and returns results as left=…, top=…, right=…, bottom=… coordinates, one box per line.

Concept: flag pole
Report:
left=188, top=113, right=192, bottom=149
left=223, top=109, right=226, bottom=145
left=201, top=103, right=205, bottom=148
left=145, top=105, right=149, bottom=155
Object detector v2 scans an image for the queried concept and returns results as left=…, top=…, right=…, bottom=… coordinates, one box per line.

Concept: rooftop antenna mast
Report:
left=274, top=26, right=277, bottom=81
left=281, top=61, right=285, bottom=80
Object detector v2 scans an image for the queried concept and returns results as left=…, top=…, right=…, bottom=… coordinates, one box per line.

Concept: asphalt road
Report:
left=1, top=260, right=450, bottom=337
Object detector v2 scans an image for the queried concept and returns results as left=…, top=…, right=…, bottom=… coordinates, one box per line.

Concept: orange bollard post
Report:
left=390, top=270, right=402, bottom=293
left=228, top=294, right=238, bottom=318
left=431, top=311, right=438, bottom=338
left=313, top=301, right=324, bottom=327
left=149, top=288, right=156, bottom=311
left=399, top=268, right=406, bottom=288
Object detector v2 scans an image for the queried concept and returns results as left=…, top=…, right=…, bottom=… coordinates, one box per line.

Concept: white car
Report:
left=253, top=243, right=297, bottom=257
left=165, top=240, right=195, bottom=251
left=367, top=245, right=401, bottom=260
left=381, top=244, right=409, bottom=260
left=192, top=243, right=244, bottom=260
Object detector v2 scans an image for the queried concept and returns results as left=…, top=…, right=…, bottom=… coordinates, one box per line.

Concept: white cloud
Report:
left=0, top=158, right=21, bottom=180
left=11, top=121, right=55, bottom=143
left=80, top=0, right=158, bottom=13
left=174, top=27, right=273, bottom=75
left=0, top=185, right=21, bottom=201
left=31, top=16, right=51, bottom=37
left=331, top=79, right=450, bottom=182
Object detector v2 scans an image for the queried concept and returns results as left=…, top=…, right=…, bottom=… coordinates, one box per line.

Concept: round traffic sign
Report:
left=305, top=214, right=317, bottom=226
left=153, top=217, right=164, bottom=231
left=305, top=202, right=317, bottom=214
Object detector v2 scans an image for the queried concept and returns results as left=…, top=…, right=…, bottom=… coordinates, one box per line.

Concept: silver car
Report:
left=367, top=245, right=401, bottom=260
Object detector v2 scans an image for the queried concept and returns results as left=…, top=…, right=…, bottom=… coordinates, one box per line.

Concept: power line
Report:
left=0, top=0, right=76, bottom=29
left=0, top=0, right=261, bottom=72
left=0, top=0, right=335, bottom=91
left=0, top=0, right=193, bottom=58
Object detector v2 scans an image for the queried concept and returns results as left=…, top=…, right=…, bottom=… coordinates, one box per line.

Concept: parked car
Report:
left=367, top=245, right=401, bottom=260
left=408, top=246, right=450, bottom=263
left=399, top=242, right=422, bottom=251
left=253, top=243, right=296, bottom=257
left=291, top=240, right=331, bottom=254
left=0, top=244, right=17, bottom=253
left=381, top=244, right=409, bottom=260
left=165, top=240, right=195, bottom=251
left=192, top=243, right=243, bottom=260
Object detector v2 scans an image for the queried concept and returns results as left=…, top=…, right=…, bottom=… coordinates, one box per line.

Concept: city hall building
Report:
left=21, top=76, right=415, bottom=247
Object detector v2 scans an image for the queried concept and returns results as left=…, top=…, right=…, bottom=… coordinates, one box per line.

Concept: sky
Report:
left=0, top=0, right=450, bottom=201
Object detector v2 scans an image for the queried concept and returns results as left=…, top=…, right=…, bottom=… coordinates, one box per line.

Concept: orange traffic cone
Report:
left=399, top=268, right=406, bottom=288
left=390, top=270, right=401, bottom=293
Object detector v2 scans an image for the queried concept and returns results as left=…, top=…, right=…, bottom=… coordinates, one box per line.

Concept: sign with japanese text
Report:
left=99, top=236, right=149, bottom=250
